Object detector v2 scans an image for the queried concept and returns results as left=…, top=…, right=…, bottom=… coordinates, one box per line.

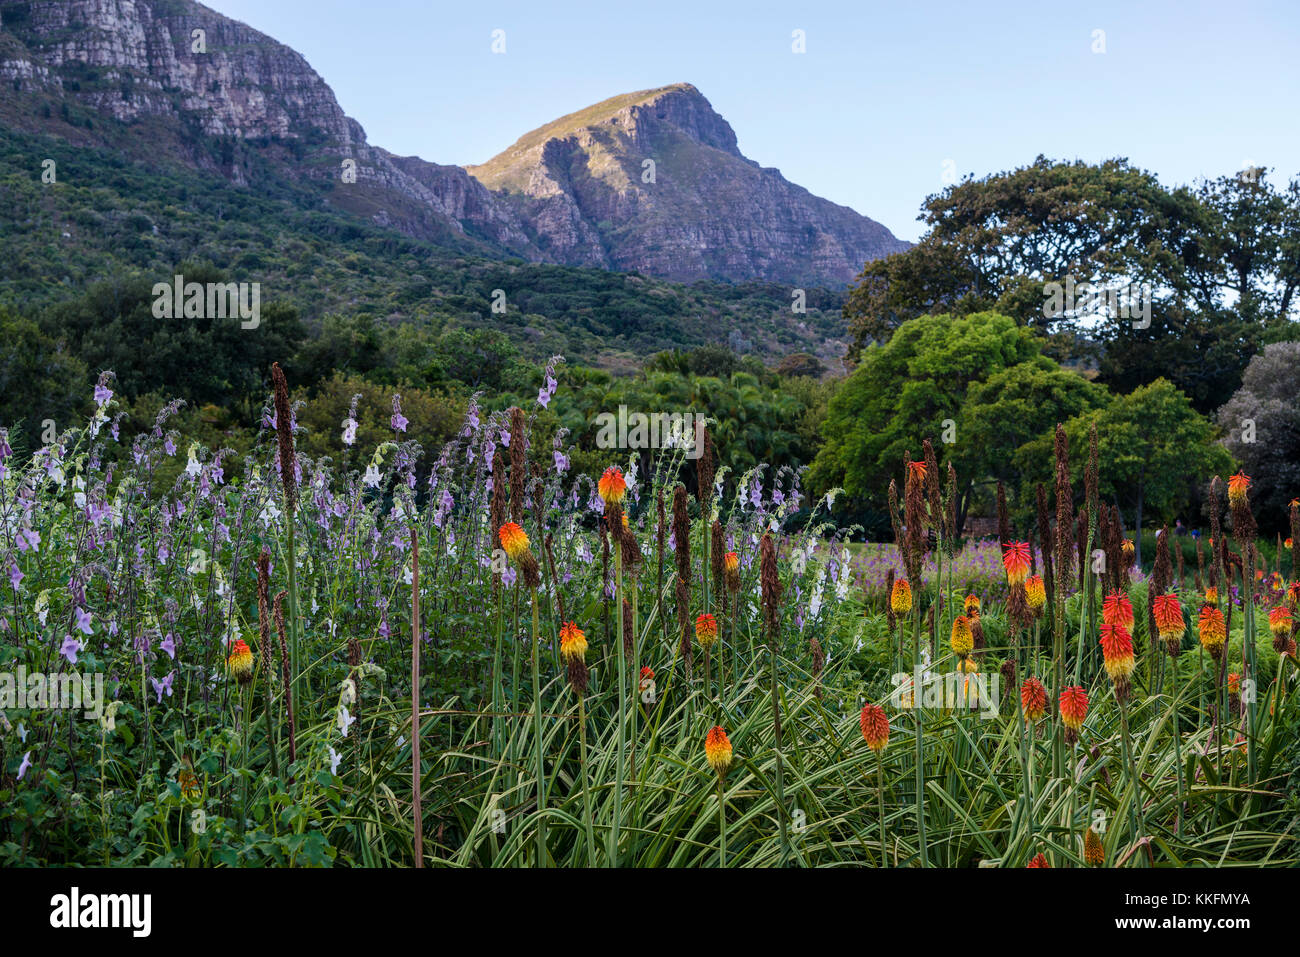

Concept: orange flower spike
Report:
left=1024, top=575, right=1046, bottom=610
left=1083, top=827, right=1105, bottom=867
left=1227, top=470, right=1250, bottom=506
left=1227, top=672, right=1242, bottom=696
left=1099, top=623, right=1136, bottom=682
left=559, top=621, right=588, bottom=662
left=638, top=666, right=655, bottom=693
left=1198, top=605, right=1227, bottom=654
left=963, top=594, right=981, bottom=618
left=1102, top=590, right=1135, bottom=631
left=695, top=612, right=719, bottom=649
left=226, top=638, right=254, bottom=685
left=1001, top=542, right=1031, bottom=587
left=1152, top=594, right=1185, bottom=640
left=1026, top=853, right=1050, bottom=868
left=1204, top=586, right=1218, bottom=605
left=859, top=703, right=890, bottom=752
left=1059, top=685, right=1089, bottom=732
left=1269, top=606, right=1292, bottom=636
left=704, top=726, right=733, bottom=777
left=950, top=615, right=974, bottom=657
left=906, top=460, right=927, bottom=483
left=498, top=521, right=529, bottom=561
left=723, top=551, right=740, bottom=591
left=1020, top=677, right=1048, bottom=722
left=890, top=578, right=912, bottom=615
left=597, top=466, right=627, bottom=506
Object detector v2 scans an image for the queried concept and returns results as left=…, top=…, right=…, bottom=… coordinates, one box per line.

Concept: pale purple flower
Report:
left=60, top=635, right=82, bottom=665
left=7, top=565, right=21, bottom=590
left=160, top=632, right=176, bottom=659
left=150, top=671, right=175, bottom=703
left=17, top=752, right=31, bottom=780
left=74, top=606, right=93, bottom=635
left=391, top=395, right=408, bottom=433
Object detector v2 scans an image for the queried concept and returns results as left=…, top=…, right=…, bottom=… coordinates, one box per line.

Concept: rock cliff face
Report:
left=470, top=83, right=909, bottom=285
left=0, top=1, right=907, bottom=285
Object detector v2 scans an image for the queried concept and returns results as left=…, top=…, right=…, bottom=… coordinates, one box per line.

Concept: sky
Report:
left=204, top=0, right=1299, bottom=242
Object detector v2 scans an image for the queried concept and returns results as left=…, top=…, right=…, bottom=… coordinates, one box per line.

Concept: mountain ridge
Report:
left=0, top=0, right=908, bottom=286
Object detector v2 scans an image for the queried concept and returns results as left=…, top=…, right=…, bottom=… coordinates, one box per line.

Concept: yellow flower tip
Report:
left=1001, top=542, right=1031, bottom=587
left=598, top=467, right=627, bottom=506
left=950, top=615, right=974, bottom=657
left=1024, top=575, right=1046, bottom=610
left=1227, top=470, right=1250, bottom=506
left=499, top=521, right=529, bottom=560
left=1153, top=593, right=1186, bottom=640
left=1020, top=677, right=1048, bottom=722
left=890, top=578, right=912, bottom=615
left=1198, top=605, right=1227, bottom=652
left=226, top=638, right=254, bottom=684
left=1059, top=685, right=1088, bottom=731
left=559, top=621, right=588, bottom=662
left=859, top=703, right=890, bottom=752
left=704, top=726, right=733, bottom=776
left=694, top=612, right=718, bottom=648
left=1099, top=623, right=1135, bottom=682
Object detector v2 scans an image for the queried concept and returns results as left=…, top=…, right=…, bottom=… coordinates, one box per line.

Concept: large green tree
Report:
left=1021, top=379, right=1233, bottom=564
left=810, top=311, right=1046, bottom=528
left=845, top=158, right=1300, bottom=412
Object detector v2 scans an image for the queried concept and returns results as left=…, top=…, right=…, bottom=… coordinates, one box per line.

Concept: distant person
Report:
left=1174, top=519, right=1188, bottom=537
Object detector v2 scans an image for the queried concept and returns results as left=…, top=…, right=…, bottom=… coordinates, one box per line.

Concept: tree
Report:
left=0, top=307, right=89, bottom=442
left=956, top=358, right=1108, bottom=530
left=810, top=311, right=1041, bottom=526
left=1021, top=379, right=1233, bottom=565
left=1216, top=342, right=1300, bottom=534
left=844, top=158, right=1300, bottom=413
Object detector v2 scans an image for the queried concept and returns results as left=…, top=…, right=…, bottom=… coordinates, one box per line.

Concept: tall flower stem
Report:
left=912, top=605, right=927, bottom=867
left=611, top=546, right=625, bottom=866
left=875, top=750, right=887, bottom=866
left=530, top=590, right=547, bottom=866
left=577, top=694, right=596, bottom=864
left=716, top=773, right=727, bottom=867
left=411, top=528, right=423, bottom=867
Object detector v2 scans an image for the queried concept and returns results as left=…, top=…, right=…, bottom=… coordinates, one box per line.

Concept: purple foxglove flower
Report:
left=60, top=635, right=82, bottom=665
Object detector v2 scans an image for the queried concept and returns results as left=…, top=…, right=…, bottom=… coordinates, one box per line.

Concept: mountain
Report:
left=468, top=83, right=909, bottom=285
left=0, top=0, right=906, bottom=287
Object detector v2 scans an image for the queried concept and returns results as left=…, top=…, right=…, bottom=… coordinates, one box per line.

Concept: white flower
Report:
left=337, top=705, right=356, bottom=738
left=363, top=464, right=381, bottom=488
left=329, top=747, right=342, bottom=775
left=185, top=443, right=202, bottom=478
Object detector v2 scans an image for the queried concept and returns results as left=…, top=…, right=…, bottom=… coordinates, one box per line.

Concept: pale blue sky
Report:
left=206, top=0, right=1298, bottom=242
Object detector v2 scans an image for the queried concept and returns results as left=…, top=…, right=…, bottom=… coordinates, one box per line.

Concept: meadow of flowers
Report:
left=1, top=364, right=1297, bottom=868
